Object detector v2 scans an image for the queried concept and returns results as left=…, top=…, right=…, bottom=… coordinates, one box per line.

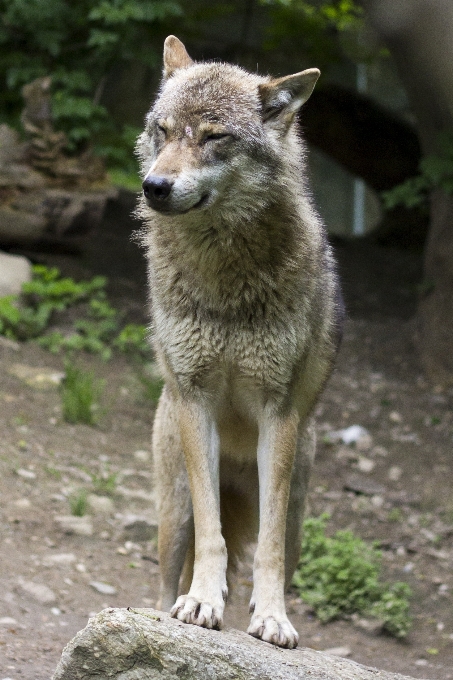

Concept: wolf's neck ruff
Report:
left=147, top=205, right=319, bottom=323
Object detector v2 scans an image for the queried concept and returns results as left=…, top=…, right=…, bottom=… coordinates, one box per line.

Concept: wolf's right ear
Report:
left=259, top=68, right=320, bottom=132
left=163, top=36, right=194, bottom=78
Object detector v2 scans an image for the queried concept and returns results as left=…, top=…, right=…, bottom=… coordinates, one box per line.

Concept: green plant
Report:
left=45, top=465, right=62, bottom=480
left=70, top=488, right=88, bottom=516
left=262, top=0, right=365, bottom=69
left=91, top=470, right=117, bottom=495
left=37, top=289, right=119, bottom=360
left=387, top=508, right=402, bottom=523
left=140, top=374, right=164, bottom=403
left=114, top=323, right=150, bottom=359
left=0, top=265, right=154, bottom=362
left=383, top=131, right=453, bottom=210
left=23, top=265, right=107, bottom=309
left=0, top=0, right=183, bottom=164
left=0, top=265, right=108, bottom=341
left=292, top=514, right=412, bottom=638
left=137, top=362, right=164, bottom=403
left=39, top=330, right=113, bottom=360
left=60, top=361, right=105, bottom=425
left=0, top=295, right=52, bottom=340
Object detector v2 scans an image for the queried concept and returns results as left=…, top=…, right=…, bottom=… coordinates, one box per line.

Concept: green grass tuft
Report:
left=91, top=470, right=117, bottom=496
left=60, top=361, right=105, bottom=426
left=293, top=514, right=412, bottom=638
left=69, top=489, right=88, bottom=516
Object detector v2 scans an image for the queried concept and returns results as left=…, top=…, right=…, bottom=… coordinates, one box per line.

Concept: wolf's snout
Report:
left=143, top=176, right=174, bottom=203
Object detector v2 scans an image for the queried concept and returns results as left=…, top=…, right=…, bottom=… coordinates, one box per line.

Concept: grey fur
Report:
left=136, top=36, right=343, bottom=649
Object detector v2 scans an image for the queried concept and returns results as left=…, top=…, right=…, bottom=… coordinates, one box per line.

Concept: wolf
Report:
left=136, top=35, right=343, bottom=649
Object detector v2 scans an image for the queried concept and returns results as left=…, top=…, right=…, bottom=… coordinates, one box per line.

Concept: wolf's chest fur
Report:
left=146, top=206, right=322, bottom=404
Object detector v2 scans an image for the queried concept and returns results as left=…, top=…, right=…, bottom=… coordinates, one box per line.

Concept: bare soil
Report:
left=0, top=193, right=452, bottom=680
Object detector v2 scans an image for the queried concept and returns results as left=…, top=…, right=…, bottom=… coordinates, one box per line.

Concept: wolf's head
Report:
left=137, top=36, right=319, bottom=219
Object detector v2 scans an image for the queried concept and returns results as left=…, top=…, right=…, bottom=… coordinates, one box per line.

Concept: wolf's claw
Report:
left=247, top=613, right=299, bottom=649
left=171, top=595, right=224, bottom=630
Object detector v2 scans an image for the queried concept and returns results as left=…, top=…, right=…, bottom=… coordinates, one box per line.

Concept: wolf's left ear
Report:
left=259, top=68, right=320, bottom=131
left=163, top=36, right=194, bottom=78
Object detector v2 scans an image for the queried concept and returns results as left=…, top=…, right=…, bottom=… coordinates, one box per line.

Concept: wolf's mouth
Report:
left=147, top=193, right=210, bottom=215
left=190, top=193, right=210, bottom=211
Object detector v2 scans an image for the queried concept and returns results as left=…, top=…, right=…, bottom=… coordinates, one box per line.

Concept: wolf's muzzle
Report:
left=142, top=176, right=174, bottom=207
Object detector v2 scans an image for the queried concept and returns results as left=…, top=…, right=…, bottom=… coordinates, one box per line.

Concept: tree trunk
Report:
left=365, top=0, right=453, bottom=384
left=418, top=190, right=453, bottom=382
left=53, top=607, right=424, bottom=680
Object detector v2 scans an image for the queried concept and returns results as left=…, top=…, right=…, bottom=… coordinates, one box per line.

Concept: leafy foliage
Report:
left=261, top=0, right=364, bottom=68
left=91, top=469, right=118, bottom=495
left=114, top=323, right=150, bottom=359
left=0, top=0, right=182, bottom=164
left=0, top=265, right=105, bottom=341
left=0, top=265, right=151, bottom=361
left=383, top=132, right=453, bottom=209
left=293, top=514, right=412, bottom=638
left=139, top=371, right=164, bottom=404
left=0, top=0, right=372, bottom=173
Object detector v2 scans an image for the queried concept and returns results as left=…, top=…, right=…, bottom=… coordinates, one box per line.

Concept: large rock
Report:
left=0, top=123, right=117, bottom=246
left=0, top=187, right=117, bottom=246
left=53, top=607, right=426, bottom=680
left=0, top=250, right=32, bottom=296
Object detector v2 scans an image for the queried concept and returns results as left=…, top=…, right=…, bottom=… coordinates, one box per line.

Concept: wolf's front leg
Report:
left=248, top=408, right=300, bottom=648
left=170, top=399, right=228, bottom=629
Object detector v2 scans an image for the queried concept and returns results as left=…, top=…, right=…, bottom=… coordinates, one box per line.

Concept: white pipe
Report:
left=352, top=63, right=367, bottom=236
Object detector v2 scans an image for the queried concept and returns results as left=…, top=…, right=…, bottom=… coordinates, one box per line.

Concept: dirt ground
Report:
left=0, top=192, right=452, bottom=680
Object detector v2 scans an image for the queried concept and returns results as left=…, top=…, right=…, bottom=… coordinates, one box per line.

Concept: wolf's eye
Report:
left=156, top=124, right=167, bottom=137
left=204, top=132, right=230, bottom=142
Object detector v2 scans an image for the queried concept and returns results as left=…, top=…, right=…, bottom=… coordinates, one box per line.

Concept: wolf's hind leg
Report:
left=285, top=421, right=315, bottom=588
left=153, top=388, right=193, bottom=611
left=220, top=481, right=258, bottom=589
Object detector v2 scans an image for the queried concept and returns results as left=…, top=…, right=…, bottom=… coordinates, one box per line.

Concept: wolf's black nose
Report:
left=143, top=176, right=173, bottom=201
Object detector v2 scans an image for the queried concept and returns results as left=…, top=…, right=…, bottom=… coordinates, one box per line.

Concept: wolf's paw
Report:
left=170, top=595, right=224, bottom=630
left=247, top=613, right=299, bottom=649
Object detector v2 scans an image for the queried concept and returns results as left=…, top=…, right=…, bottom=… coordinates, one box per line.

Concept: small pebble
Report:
left=90, top=581, right=117, bottom=596
left=43, top=553, right=76, bottom=566
left=324, top=646, right=352, bottom=658
left=86, top=494, right=114, bottom=514
left=54, top=515, right=93, bottom=536
left=18, top=579, right=56, bottom=604
left=356, top=457, right=375, bottom=473
left=134, top=450, right=150, bottom=462
left=370, top=494, right=384, bottom=508
left=388, top=466, right=402, bottom=482
left=0, top=617, right=17, bottom=625
left=14, top=498, right=31, bottom=508
left=16, top=468, right=36, bottom=480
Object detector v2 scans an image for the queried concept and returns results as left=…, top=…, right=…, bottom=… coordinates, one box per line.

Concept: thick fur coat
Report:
left=136, top=36, right=343, bottom=648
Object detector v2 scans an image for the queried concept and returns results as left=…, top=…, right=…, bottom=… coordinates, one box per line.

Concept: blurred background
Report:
left=0, top=0, right=452, bottom=380
left=1, top=4, right=453, bottom=679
